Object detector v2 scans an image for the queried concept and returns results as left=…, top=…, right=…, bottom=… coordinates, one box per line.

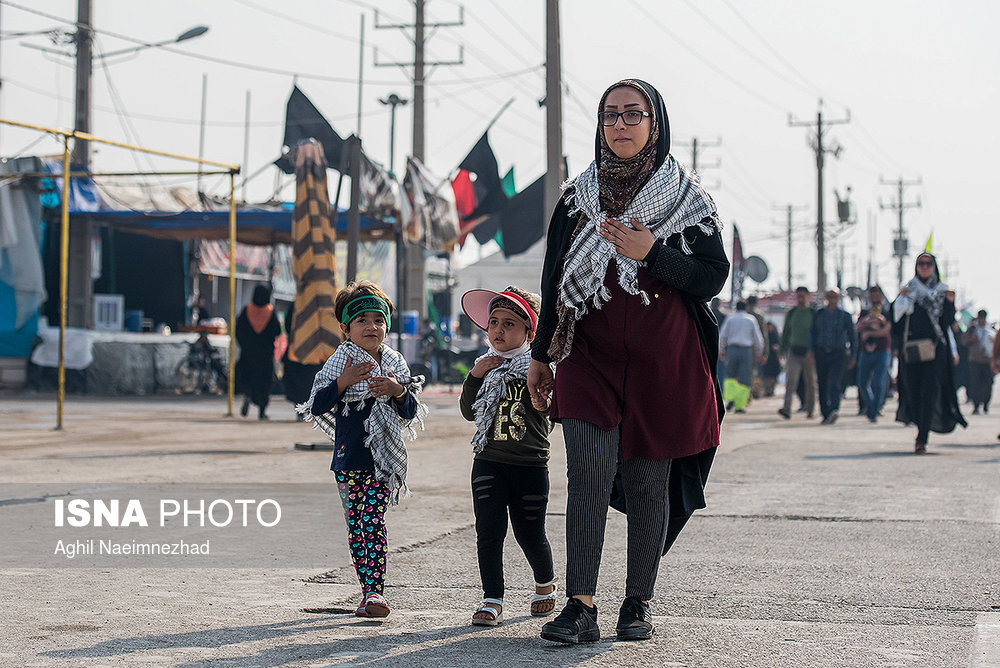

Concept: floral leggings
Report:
left=335, top=471, right=390, bottom=595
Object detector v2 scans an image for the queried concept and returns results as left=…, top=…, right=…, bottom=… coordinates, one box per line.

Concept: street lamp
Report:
left=98, top=25, right=209, bottom=61
left=378, top=93, right=408, bottom=175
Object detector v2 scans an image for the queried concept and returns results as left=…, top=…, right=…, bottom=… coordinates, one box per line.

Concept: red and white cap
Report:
left=461, top=289, right=537, bottom=334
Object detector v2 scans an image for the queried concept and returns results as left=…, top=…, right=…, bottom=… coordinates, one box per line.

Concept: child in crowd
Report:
left=298, top=280, right=426, bottom=619
left=459, top=286, right=556, bottom=626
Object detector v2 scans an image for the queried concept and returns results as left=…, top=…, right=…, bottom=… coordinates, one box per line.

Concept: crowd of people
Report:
left=717, top=252, right=994, bottom=453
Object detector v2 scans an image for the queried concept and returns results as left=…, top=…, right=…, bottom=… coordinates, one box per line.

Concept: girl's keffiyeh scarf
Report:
left=296, top=341, right=427, bottom=504
left=893, top=276, right=948, bottom=343
left=469, top=343, right=532, bottom=453
left=548, top=157, right=720, bottom=363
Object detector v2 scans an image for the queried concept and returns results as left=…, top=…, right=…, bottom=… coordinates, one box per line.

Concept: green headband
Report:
left=342, top=295, right=391, bottom=327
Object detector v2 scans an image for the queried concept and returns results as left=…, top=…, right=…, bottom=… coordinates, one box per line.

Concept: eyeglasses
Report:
left=916, top=260, right=935, bottom=267
left=599, top=110, right=650, bottom=127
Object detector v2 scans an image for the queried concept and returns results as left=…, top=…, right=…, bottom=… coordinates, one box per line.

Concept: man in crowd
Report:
left=778, top=286, right=817, bottom=420
left=810, top=288, right=857, bottom=425
left=962, top=309, right=995, bottom=414
left=719, top=300, right=765, bottom=414
left=855, top=286, right=892, bottom=422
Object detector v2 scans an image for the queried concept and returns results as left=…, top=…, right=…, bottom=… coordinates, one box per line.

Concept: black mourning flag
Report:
left=496, top=174, right=545, bottom=258
left=456, top=132, right=507, bottom=242
left=274, top=86, right=345, bottom=174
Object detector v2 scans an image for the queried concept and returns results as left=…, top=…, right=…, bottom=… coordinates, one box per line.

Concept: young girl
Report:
left=298, top=280, right=426, bottom=618
left=459, top=285, right=556, bottom=626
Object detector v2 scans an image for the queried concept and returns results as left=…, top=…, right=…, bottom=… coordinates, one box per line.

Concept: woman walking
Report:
left=528, top=78, right=728, bottom=643
left=235, top=285, right=281, bottom=420
left=890, top=253, right=966, bottom=452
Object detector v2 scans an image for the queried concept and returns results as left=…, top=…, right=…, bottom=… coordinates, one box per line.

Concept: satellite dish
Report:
left=745, top=255, right=769, bottom=283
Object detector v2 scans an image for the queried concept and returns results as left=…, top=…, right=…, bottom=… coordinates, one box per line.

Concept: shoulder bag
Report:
left=903, top=313, right=937, bottom=363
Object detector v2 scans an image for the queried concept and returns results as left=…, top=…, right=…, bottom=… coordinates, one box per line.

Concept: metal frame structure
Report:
left=0, top=118, right=241, bottom=428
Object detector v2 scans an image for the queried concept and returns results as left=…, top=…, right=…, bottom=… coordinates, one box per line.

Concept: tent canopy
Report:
left=70, top=206, right=395, bottom=246
left=41, top=158, right=395, bottom=245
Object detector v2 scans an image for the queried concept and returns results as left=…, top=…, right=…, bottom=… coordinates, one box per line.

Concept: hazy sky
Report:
left=2, top=0, right=998, bottom=315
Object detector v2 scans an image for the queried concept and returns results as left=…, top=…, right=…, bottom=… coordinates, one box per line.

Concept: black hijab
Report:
left=595, top=79, right=671, bottom=216
left=251, top=285, right=272, bottom=306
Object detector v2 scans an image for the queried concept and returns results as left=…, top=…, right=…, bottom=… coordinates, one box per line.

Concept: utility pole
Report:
left=879, top=176, right=921, bottom=289
left=68, top=0, right=93, bottom=328
left=374, top=2, right=463, bottom=316
left=773, top=203, right=807, bottom=290
left=789, top=103, right=850, bottom=295
left=675, top=136, right=721, bottom=173
left=543, top=0, right=563, bottom=222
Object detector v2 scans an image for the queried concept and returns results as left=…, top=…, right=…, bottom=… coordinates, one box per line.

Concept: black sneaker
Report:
left=616, top=597, right=653, bottom=641
left=540, top=598, right=599, bottom=644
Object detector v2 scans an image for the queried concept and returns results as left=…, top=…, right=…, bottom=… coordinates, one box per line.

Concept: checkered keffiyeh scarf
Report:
left=469, top=344, right=534, bottom=453
left=893, top=276, right=948, bottom=343
left=297, top=341, right=427, bottom=504
left=559, top=156, right=720, bottom=315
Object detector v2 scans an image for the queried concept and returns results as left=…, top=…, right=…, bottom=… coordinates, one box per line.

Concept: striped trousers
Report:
left=562, top=419, right=672, bottom=601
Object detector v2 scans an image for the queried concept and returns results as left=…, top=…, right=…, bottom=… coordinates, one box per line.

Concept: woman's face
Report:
left=916, top=255, right=936, bottom=280
left=602, top=86, right=652, bottom=160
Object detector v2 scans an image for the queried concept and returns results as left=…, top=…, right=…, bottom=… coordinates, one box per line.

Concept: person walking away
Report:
left=962, top=309, right=995, bottom=414
left=810, top=288, right=856, bottom=425
left=761, top=321, right=782, bottom=397
left=719, top=301, right=765, bottom=413
left=527, top=78, right=729, bottom=644
left=235, top=285, right=281, bottom=420
left=855, top=286, right=892, bottom=422
left=459, top=286, right=556, bottom=627
left=889, top=253, right=966, bottom=453
left=297, top=280, right=427, bottom=617
left=778, top=287, right=817, bottom=419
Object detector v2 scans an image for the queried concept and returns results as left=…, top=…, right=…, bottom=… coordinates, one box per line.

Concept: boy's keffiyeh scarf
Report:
left=893, top=276, right=948, bottom=343
left=470, top=343, right=532, bottom=453
left=548, top=157, right=720, bottom=363
left=297, top=341, right=427, bottom=504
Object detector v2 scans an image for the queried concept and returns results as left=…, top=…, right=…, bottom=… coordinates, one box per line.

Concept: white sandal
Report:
left=531, top=581, right=557, bottom=617
left=472, top=597, right=504, bottom=626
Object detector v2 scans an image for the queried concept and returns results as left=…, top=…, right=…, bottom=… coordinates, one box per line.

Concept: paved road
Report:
left=1, top=389, right=998, bottom=667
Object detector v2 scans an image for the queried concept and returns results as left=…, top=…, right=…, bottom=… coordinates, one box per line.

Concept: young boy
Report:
left=459, top=286, right=556, bottom=626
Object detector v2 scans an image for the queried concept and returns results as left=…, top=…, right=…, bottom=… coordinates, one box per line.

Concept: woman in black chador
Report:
left=890, top=253, right=966, bottom=453
left=235, top=285, right=281, bottom=420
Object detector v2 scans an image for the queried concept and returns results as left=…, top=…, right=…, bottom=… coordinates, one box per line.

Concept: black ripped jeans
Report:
left=471, top=458, right=555, bottom=599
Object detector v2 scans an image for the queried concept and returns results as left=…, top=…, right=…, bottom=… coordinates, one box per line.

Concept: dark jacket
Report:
left=532, top=194, right=729, bottom=553
left=460, top=375, right=550, bottom=467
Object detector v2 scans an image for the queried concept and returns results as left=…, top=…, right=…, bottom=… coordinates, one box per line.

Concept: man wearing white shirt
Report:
left=719, top=300, right=765, bottom=412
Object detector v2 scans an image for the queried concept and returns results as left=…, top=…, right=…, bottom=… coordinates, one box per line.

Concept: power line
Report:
left=624, top=0, right=790, bottom=115
left=719, top=0, right=824, bottom=98
left=0, top=0, right=407, bottom=86
left=679, top=0, right=818, bottom=98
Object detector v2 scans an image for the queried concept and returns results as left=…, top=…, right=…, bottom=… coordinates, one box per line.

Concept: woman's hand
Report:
left=601, top=217, right=655, bottom=260
left=527, top=359, right=554, bottom=410
left=470, top=355, right=502, bottom=378
left=338, top=356, right=374, bottom=391
left=369, top=370, right=404, bottom=398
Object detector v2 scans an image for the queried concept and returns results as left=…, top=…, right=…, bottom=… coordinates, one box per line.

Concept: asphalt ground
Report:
left=1, top=387, right=998, bottom=667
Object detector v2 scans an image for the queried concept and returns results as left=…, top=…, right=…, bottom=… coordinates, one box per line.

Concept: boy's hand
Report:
left=338, top=356, right=374, bottom=389
left=369, top=370, right=404, bottom=398
left=470, top=355, right=502, bottom=378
